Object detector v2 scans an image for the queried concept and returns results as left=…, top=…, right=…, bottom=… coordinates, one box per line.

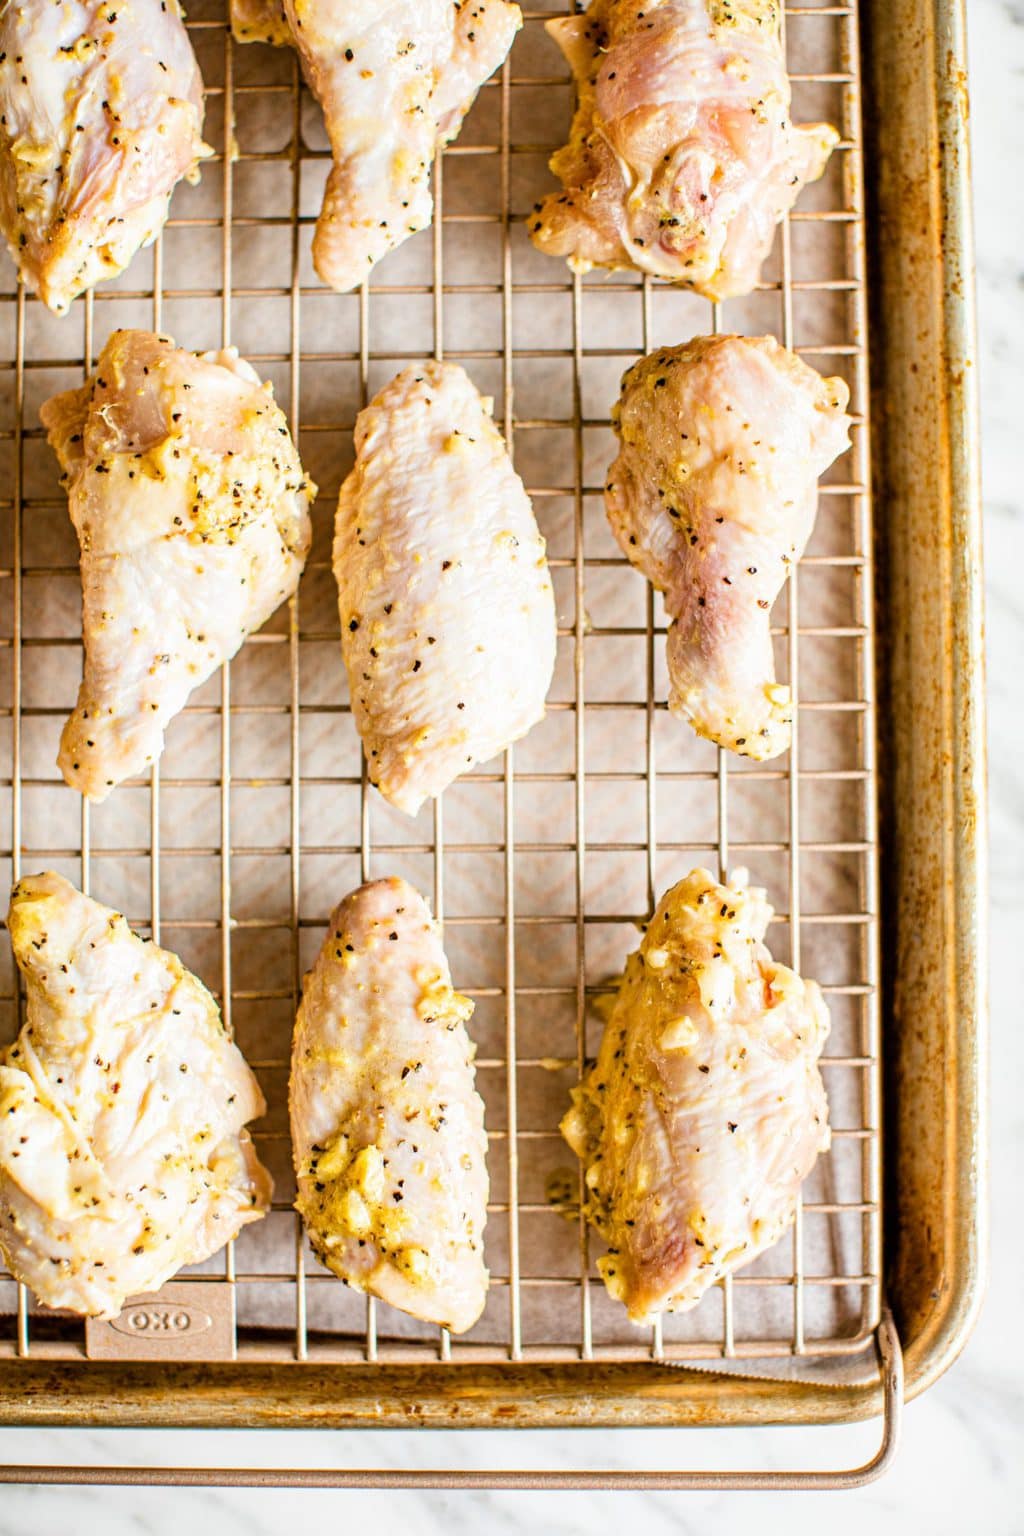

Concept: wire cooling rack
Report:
left=0, top=0, right=881, bottom=1371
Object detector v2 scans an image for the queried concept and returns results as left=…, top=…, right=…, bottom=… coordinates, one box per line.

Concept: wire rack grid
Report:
left=0, top=0, right=881, bottom=1373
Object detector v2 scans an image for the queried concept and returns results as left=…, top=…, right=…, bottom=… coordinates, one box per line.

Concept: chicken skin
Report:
left=291, top=878, right=488, bottom=1334
left=41, top=329, right=314, bottom=801
left=562, top=868, right=830, bottom=1324
left=0, top=0, right=209, bottom=314
left=529, top=0, right=838, bottom=300
left=606, top=335, right=850, bottom=759
left=335, top=361, right=556, bottom=816
left=230, top=0, right=521, bottom=292
left=0, top=873, right=271, bottom=1318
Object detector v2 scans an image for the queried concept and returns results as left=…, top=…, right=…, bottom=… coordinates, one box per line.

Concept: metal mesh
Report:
left=0, top=0, right=881, bottom=1368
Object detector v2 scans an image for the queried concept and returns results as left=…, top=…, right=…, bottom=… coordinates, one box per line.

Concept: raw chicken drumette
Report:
left=291, top=878, right=489, bottom=1334
left=529, top=0, right=838, bottom=299
left=41, top=329, right=314, bottom=801
left=335, top=360, right=556, bottom=815
left=0, top=873, right=271, bottom=1318
left=606, top=334, right=850, bottom=759
left=231, top=0, right=521, bottom=291
left=562, top=867, right=830, bottom=1323
left=0, top=0, right=209, bottom=313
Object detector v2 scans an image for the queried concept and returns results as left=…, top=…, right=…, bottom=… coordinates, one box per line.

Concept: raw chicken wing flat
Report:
left=335, top=360, right=557, bottom=816
left=562, top=867, right=830, bottom=1324
left=230, top=0, right=521, bottom=291
left=291, top=877, right=489, bottom=1334
left=606, top=334, right=850, bottom=759
left=0, top=0, right=209, bottom=313
left=529, top=0, right=838, bottom=299
left=42, top=329, right=315, bottom=801
left=0, top=873, right=272, bottom=1318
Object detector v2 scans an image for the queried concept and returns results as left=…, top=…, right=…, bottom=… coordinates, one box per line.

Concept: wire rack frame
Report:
left=0, top=0, right=882, bottom=1371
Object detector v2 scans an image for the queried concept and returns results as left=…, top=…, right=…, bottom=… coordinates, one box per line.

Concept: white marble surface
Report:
left=1, top=1, right=1021, bottom=1527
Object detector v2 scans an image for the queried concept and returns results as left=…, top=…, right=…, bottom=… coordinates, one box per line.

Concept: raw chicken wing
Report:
left=41, top=329, right=315, bottom=801
left=606, top=334, right=850, bottom=758
left=335, top=360, right=556, bottom=815
left=231, top=0, right=521, bottom=291
left=0, top=0, right=209, bottom=313
left=0, top=873, right=272, bottom=1318
left=562, top=867, right=830, bottom=1323
left=230, top=0, right=291, bottom=47
left=529, top=0, right=838, bottom=299
left=291, top=877, right=488, bottom=1333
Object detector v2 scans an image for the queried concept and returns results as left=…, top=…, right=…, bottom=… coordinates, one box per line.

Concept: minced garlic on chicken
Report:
left=229, top=0, right=521, bottom=292
left=0, top=872, right=272, bottom=1318
left=290, top=876, right=489, bottom=1334
left=41, top=329, right=314, bottom=801
left=562, top=866, right=830, bottom=1324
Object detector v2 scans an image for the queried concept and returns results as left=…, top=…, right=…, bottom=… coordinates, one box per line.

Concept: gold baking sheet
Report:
left=0, top=0, right=882, bottom=1377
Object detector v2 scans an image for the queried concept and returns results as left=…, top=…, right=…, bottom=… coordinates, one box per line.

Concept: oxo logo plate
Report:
left=85, top=1281, right=236, bottom=1361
